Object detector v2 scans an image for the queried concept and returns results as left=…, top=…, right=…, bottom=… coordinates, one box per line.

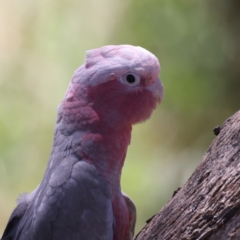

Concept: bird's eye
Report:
left=121, top=73, right=141, bottom=86
left=126, top=74, right=136, bottom=83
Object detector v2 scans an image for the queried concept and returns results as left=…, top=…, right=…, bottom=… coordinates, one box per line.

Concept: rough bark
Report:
left=135, top=111, right=240, bottom=240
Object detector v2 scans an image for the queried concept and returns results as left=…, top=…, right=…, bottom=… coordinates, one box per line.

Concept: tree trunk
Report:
left=135, top=111, right=240, bottom=240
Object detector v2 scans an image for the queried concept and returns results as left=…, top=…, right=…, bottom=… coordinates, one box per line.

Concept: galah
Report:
left=1, top=45, right=163, bottom=240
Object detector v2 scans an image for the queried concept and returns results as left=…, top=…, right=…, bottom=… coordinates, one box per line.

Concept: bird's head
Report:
left=63, top=45, right=163, bottom=129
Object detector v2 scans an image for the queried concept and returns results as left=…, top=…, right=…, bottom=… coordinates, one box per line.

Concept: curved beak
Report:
left=147, top=77, right=164, bottom=104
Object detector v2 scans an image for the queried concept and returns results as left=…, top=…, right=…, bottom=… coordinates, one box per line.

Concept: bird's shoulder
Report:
left=2, top=156, right=114, bottom=240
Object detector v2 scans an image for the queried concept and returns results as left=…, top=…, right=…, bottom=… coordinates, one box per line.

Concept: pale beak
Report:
left=147, top=77, right=164, bottom=104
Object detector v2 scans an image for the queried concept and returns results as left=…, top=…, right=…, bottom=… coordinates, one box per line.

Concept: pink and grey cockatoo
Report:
left=1, top=45, right=163, bottom=240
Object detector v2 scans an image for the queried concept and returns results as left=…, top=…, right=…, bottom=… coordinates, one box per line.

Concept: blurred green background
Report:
left=0, top=0, right=239, bottom=236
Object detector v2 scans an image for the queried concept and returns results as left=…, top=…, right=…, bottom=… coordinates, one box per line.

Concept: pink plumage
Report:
left=61, top=45, right=163, bottom=239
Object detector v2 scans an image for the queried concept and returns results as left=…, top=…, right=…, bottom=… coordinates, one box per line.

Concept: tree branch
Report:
left=136, top=111, right=240, bottom=240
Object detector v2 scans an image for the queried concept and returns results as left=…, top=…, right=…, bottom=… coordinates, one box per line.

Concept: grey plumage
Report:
left=2, top=119, right=114, bottom=240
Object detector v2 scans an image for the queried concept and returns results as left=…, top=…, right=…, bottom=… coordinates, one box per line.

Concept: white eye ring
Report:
left=120, top=73, right=141, bottom=86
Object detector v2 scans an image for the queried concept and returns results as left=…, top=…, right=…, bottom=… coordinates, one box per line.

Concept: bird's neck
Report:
left=57, top=101, right=132, bottom=191
left=80, top=124, right=132, bottom=191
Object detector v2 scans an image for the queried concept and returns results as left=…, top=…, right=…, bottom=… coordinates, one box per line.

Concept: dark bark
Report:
left=135, top=111, right=240, bottom=240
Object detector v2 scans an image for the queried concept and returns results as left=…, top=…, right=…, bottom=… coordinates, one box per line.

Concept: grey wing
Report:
left=122, top=192, right=136, bottom=240
left=2, top=156, right=114, bottom=240
left=1, top=201, right=28, bottom=240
